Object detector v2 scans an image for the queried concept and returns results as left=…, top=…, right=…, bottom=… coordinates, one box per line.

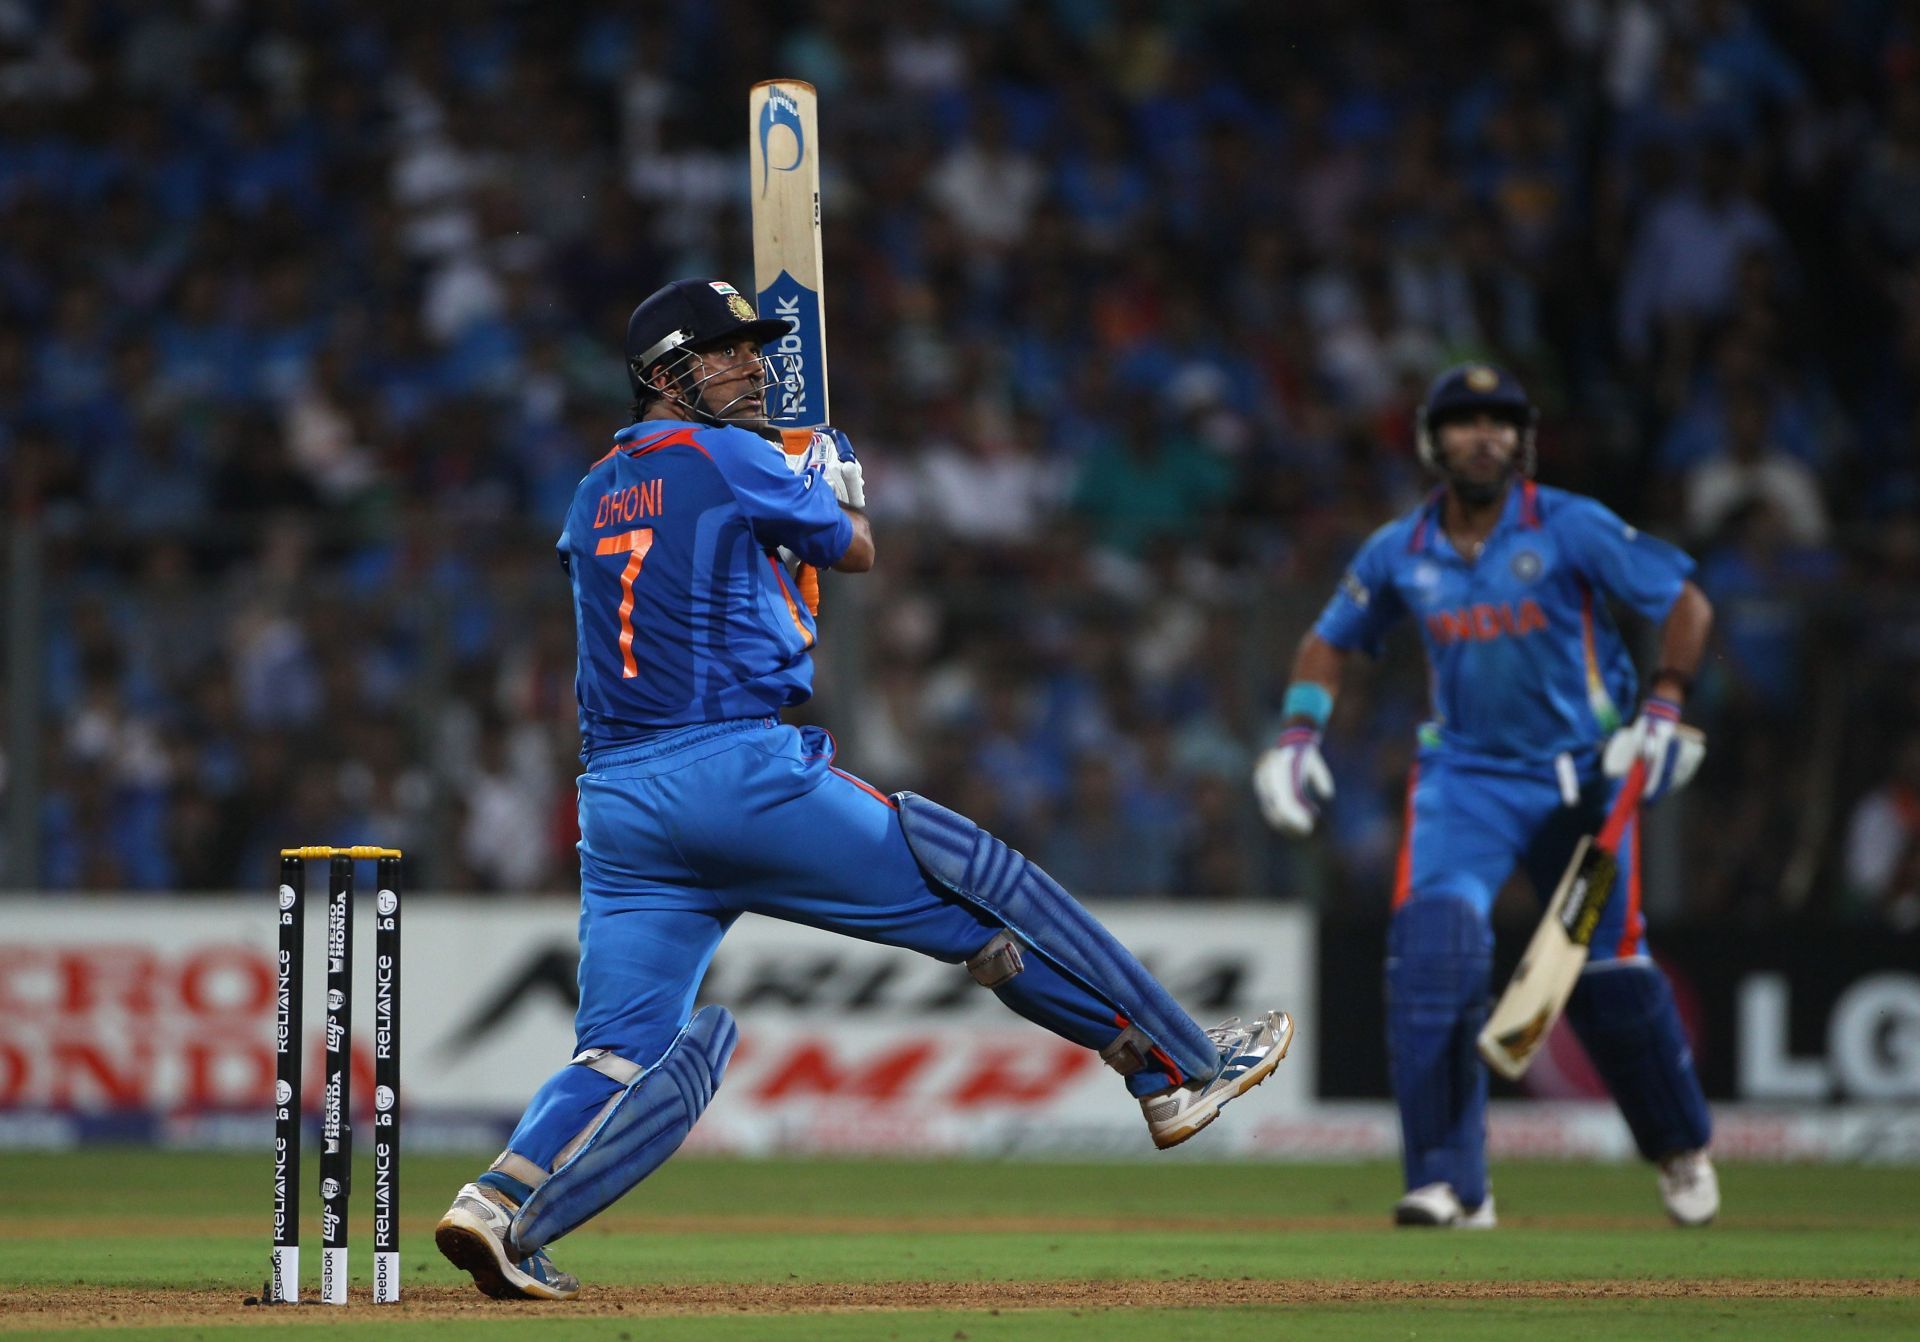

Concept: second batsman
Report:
left=1256, top=363, right=1718, bottom=1229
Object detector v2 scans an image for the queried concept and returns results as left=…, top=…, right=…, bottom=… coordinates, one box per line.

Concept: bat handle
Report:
left=1597, top=756, right=1646, bottom=851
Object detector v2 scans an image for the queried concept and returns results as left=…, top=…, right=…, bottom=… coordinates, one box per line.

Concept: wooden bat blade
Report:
left=1477, top=756, right=1646, bottom=1081
left=748, top=79, right=827, bottom=427
left=1477, top=836, right=1612, bottom=1080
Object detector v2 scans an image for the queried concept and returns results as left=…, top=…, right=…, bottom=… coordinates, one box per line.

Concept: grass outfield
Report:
left=5, top=1151, right=1917, bottom=1339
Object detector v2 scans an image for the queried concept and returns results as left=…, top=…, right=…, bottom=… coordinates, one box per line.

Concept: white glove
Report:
left=1253, top=727, right=1335, bottom=835
left=811, top=427, right=864, bottom=509
left=822, top=454, right=864, bottom=509
left=1602, top=696, right=1705, bottom=803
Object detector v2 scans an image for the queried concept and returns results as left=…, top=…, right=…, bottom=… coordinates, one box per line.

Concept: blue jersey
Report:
left=559, top=418, right=853, bottom=754
left=1314, top=482, right=1693, bottom=762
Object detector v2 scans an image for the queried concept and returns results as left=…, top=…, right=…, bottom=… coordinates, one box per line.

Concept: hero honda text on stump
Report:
left=270, top=846, right=402, bottom=1306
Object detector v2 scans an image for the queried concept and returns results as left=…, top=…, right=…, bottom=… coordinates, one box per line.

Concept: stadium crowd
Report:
left=2, top=0, right=1917, bottom=927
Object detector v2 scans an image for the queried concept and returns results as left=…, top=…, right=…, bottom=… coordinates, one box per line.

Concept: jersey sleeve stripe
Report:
left=829, top=766, right=898, bottom=810
left=766, top=554, right=815, bottom=649
left=626, top=427, right=711, bottom=461
left=589, top=427, right=715, bottom=474
left=1391, top=763, right=1420, bottom=909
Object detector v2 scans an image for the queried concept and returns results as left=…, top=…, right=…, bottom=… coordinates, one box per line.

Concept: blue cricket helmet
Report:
left=625, top=278, right=794, bottom=401
left=1415, top=362, right=1538, bottom=476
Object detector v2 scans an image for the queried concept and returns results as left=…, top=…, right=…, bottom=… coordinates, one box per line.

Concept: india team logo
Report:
left=1511, top=550, right=1543, bottom=582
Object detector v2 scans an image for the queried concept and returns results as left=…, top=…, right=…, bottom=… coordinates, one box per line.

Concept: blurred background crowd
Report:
left=2, top=0, right=1917, bottom=927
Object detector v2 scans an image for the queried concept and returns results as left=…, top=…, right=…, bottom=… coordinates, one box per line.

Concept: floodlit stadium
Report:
left=2, top=2, right=1916, bottom=1337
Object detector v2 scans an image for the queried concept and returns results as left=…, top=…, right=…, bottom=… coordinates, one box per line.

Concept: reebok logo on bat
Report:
left=761, top=281, right=819, bottom=421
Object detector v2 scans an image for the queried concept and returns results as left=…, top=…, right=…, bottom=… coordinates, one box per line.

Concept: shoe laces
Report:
left=1203, top=1017, right=1246, bottom=1049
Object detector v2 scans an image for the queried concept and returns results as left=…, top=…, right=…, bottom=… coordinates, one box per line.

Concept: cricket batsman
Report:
left=1255, top=363, right=1717, bottom=1228
left=433, top=278, right=1294, bottom=1300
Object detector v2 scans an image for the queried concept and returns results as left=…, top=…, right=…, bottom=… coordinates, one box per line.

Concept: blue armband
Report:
left=1282, top=682, right=1333, bottom=729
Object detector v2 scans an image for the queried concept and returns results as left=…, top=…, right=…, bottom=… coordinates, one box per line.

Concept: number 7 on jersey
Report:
left=596, top=528, right=654, bottom=678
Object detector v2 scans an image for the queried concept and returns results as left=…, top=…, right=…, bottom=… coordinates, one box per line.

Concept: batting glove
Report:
left=811, top=427, right=864, bottom=509
left=1253, top=727, right=1335, bottom=836
left=1601, top=696, right=1706, bottom=804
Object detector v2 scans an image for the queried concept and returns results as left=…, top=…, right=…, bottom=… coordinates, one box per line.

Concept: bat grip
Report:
left=1596, top=756, right=1646, bottom=852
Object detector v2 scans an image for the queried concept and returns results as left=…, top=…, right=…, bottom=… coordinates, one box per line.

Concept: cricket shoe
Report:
left=1142, top=1010, right=1293, bottom=1150
left=1657, top=1150, right=1719, bottom=1227
left=435, top=1182, right=581, bottom=1301
left=1393, top=1183, right=1496, bottom=1228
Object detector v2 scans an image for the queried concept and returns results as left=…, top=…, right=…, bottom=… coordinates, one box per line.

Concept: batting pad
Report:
left=893, top=791, right=1219, bottom=1084
left=509, top=1006, right=739, bottom=1255
left=1387, top=897, right=1493, bottom=1208
left=1566, top=963, right=1712, bottom=1162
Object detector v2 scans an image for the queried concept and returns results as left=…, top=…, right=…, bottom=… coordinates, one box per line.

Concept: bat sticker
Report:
left=758, top=87, right=806, bottom=194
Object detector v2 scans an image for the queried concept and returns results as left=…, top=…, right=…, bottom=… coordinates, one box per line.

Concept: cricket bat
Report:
left=749, top=79, right=827, bottom=428
left=749, top=79, right=828, bottom=614
left=1477, top=757, right=1647, bottom=1081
